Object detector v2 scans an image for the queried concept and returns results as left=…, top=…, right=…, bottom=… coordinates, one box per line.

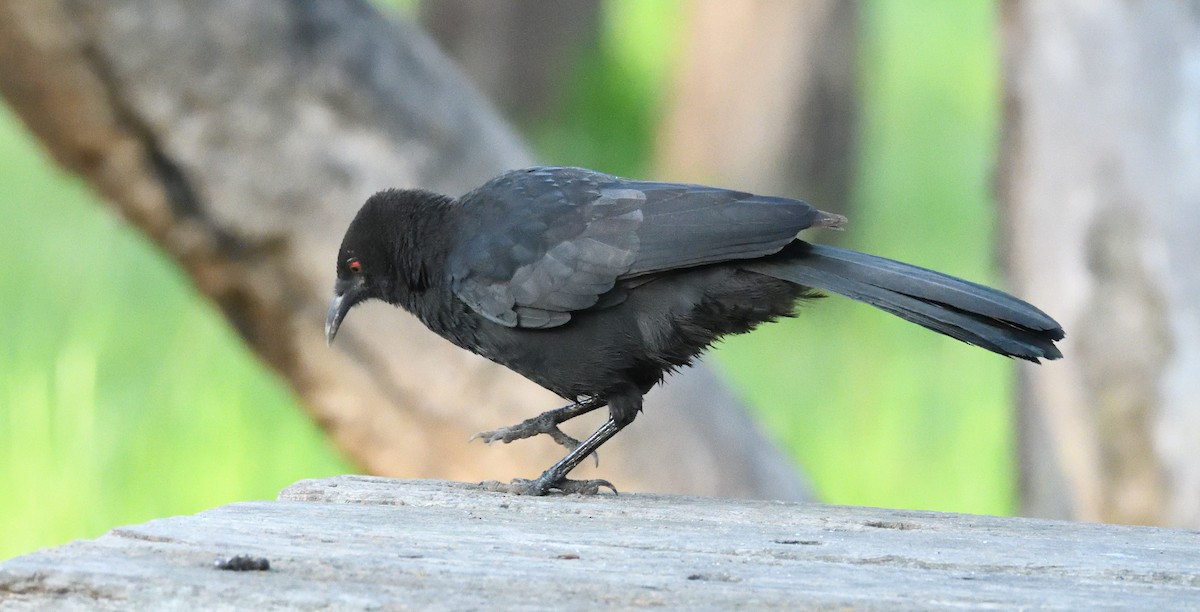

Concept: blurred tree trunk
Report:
left=0, top=0, right=811, bottom=500
left=999, top=0, right=1200, bottom=526
left=656, top=0, right=858, bottom=215
left=419, top=0, right=602, bottom=126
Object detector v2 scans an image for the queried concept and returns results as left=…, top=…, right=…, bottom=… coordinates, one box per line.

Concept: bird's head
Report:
left=325, top=188, right=451, bottom=345
left=325, top=208, right=390, bottom=345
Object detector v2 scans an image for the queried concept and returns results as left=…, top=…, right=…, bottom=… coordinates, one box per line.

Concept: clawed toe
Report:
left=476, top=477, right=618, bottom=497
left=469, top=419, right=571, bottom=446
left=481, top=478, right=543, bottom=495
left=472, top=421, right=599, bottom=467
left=553, top=478, right=617, bottom=495
left=468, top=429, right=510, bottom=445
left=471, top=401, right=616, bottom=496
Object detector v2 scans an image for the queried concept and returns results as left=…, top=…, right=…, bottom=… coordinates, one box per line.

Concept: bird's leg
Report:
left=482, top=386, right=641, bottom=496
left=471, top=396, right=607, bottom=462
left=481, top=418, right=626, bottom=496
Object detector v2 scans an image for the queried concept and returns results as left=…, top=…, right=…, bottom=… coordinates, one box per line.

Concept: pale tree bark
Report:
left=1000, top=0, right=1200, bottom=526
left=656, top=0, right=858, bottom=214
left=419, top=0, right=602, bottom=125
left=0, top=0, right=810, bottom=500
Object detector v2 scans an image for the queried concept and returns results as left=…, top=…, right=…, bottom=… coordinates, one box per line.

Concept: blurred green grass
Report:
left=0, top=105, right=349, bottom=559
left=0, top=0, right=1010, bottom=560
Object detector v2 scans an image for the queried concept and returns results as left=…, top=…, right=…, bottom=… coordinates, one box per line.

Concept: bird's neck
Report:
left=384, top=196, right=481, bottom=344
left=383, top=194, right=452, bottom=298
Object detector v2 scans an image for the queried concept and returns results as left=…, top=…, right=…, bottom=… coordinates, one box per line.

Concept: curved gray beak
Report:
left=325, top=277, right=368, bottom=345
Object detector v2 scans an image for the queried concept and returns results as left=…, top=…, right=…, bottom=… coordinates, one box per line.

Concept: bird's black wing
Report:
left=447, top=166, right=834, bottom=328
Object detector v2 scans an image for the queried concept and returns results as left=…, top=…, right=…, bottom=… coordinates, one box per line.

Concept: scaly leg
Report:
left=471, top=397, right=607, bottom=465
left=480, top=385, right=642, bottom=495
left=480, top=418, right=625, bottom=495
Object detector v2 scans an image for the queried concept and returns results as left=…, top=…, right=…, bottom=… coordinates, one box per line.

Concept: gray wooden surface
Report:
left=2, top=476, right=1198, bottom=610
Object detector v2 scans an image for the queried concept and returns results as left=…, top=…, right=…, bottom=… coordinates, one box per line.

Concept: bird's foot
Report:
left=471, top=409, right=600, bottom=466
left=471, top=413, right=581, bottom=447
left=477, top=417, right=626, bottom=497
left=478, top=476, right=617, bottom=496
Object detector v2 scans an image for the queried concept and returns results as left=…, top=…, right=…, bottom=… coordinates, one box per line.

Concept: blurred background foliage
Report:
left=1, top=0, right=1009, bottom=559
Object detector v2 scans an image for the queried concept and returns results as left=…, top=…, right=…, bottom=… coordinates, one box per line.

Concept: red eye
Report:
left=348, top=259, right=362, bottom=273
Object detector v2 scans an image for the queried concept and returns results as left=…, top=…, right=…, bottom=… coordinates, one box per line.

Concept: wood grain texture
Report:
left=2, top=476, right=1198, bottom=609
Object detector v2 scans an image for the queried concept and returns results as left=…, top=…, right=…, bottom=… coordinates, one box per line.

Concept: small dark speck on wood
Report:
left=864, top=520, right=923, bottom=530
left=214, top=555, right=271, bottom=571
left=687, top=572, right=742, bottom=583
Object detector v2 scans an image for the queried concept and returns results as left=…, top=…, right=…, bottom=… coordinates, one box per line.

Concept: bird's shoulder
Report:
left=459, top=166, right=634, bottom=218
left=448, top=167, right=646, bottom=328
left=445, top=166, right=835, bottom=329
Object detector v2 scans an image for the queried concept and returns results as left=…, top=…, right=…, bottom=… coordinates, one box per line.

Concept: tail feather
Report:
left=745, top=242, right=1064, bottom=362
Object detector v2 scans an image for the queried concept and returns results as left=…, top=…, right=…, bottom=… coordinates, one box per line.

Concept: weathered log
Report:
left=1, top=476, right=1197, bottom=609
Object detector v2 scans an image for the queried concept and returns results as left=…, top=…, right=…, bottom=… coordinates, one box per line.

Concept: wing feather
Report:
left=449, top=167, right=830, bottom=328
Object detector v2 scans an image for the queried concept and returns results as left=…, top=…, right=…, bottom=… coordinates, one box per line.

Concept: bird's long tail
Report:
left=744, top=241, right=1064, bottom=362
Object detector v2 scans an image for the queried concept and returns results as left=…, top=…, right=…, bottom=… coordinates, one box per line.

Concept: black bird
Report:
left=326, top=166, right=1063, bottom=495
